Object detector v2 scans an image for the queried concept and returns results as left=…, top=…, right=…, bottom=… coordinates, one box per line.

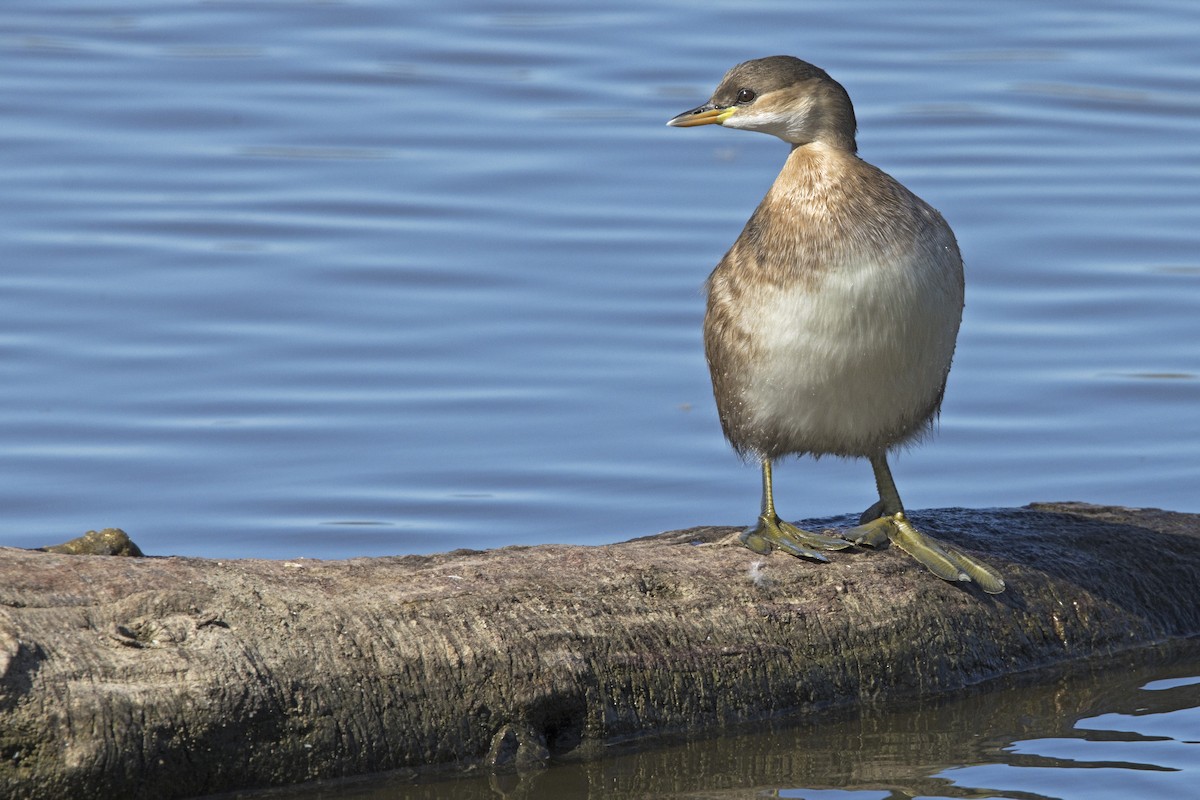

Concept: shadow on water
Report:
left=220, top=640, right=1200, bottom=800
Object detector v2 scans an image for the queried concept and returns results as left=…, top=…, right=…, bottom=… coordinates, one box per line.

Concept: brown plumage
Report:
left=668, top=56, right=1003, bottom=593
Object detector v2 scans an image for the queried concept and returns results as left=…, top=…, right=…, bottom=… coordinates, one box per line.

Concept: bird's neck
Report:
left=762, top=142, right=857, bottom=221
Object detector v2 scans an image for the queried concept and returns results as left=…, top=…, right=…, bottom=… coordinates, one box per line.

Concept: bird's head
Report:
left=667, top=55, right=857, bottom=151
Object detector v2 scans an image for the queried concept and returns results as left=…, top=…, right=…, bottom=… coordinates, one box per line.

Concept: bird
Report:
left=667, top=56, right=1004, bottom=593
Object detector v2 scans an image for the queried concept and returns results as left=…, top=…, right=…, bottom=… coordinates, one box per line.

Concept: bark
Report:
left=2, top=503, right=1199, bottom=800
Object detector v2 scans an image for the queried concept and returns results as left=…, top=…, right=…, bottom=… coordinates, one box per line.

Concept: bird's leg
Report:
left=845, top=454, right=1005, bottom=593
left=740, top=459, right=852, bottom=561
left=843, top=453, right=905, bottom=546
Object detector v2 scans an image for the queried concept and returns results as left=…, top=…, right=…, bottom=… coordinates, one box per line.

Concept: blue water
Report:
left=2, top=0, right=1198, bottom=560
left=937, top=676, right=1200, bottom=800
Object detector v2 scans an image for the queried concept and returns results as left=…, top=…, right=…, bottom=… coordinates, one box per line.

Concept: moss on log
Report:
left=38, top=527, right=144, bottom=557
left=2, top=503, right=1200, bottom=799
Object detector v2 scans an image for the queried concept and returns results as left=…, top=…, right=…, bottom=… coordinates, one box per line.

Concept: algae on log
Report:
left=2, top=503, right=1200, bottom=800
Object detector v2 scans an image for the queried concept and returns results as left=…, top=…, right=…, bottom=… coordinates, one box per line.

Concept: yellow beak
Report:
left=666, top=104, right=735, bottom=127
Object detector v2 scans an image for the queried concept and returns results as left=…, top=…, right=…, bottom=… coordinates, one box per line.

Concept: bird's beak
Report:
left=667, top=103, right=735, bottom=127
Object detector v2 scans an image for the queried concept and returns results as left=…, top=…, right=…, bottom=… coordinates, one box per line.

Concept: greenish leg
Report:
left=846, top=453, right=1006, bottom=594
left=740, top=459, right=853, bottom=562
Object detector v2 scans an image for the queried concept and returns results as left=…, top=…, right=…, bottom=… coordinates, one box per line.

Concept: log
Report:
left=2, top=503, right=1200, bottom=799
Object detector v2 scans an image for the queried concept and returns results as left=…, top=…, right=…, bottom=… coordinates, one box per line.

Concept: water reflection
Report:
left=230, top=644, right=1199, bottom=800
left=943, top=675, right=1200, bottom=800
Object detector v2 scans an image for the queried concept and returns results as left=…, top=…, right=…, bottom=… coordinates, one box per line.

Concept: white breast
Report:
left=737, top=246, right=962, bottom=457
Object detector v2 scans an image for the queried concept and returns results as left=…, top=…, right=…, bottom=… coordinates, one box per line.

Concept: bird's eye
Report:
left=736, top=88, right=756, bottom=104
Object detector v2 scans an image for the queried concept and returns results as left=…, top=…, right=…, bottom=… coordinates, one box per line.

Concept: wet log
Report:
left=3, top=503, right=1200, bottom=799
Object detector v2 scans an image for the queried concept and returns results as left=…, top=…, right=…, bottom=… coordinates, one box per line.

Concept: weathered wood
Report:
left=2, top=503, right=1199, bottom=800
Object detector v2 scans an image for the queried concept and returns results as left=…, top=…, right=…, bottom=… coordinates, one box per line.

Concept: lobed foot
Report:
left=846, top=512, right=1006, bottom=594
left=741, top=514, right=854, bottom=562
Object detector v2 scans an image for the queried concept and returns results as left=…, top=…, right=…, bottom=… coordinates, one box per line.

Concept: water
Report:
left=2, top=0, right=1197, bottom=561
left=220, top=642, right=1200, bottom=799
